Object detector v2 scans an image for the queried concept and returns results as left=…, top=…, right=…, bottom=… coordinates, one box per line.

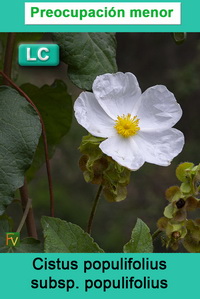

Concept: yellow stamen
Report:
left=114, top=113, right=140, bottom=138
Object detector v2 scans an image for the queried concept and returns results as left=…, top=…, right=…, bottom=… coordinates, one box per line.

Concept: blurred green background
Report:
left=5, top=33, right=200, bottom=252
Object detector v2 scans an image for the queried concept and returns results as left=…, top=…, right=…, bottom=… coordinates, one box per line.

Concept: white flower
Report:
left=74, top=72, right=184, bottom=171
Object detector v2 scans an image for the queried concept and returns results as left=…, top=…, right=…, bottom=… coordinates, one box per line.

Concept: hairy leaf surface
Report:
left=41, top=216, right=104, bottom=253
left=123, top=218, right=153, bottom=253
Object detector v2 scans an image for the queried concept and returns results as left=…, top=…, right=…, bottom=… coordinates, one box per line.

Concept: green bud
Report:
left=83, top=170, right=93, bottom=183
left=79, top=155, right=88, bottom=172
left=78, top=134, right=131, bottom=202
left=171, top=33, right=187, bottom=45
left=185, top=196, right=200, bottom=211
left=183, top=220, right=200, bottom=253
left=165, top=186, right=182, bottom=202
left=158, top=162, right=200, bottom=252
left=172, top=231, right=181, bottom=239
left=176, top=162, right=194, bottom=183
left=180, top=182, right=192, bottom=194
left=160, top=219, right=187, bottom=251
left=157, top=217, right=168, bottom=231
left=87, top=157, right=109, bottom=184
left=79, top=134, right=104, bottom=160
left=173, top=209, right=187, bottom=222
left=193, top=169, right=200, bottom=193
left=164, top=203, right=174, bottom=219
left=103, top=184, right=127, bottom=202
left=93, top=157, right=109, bottom=174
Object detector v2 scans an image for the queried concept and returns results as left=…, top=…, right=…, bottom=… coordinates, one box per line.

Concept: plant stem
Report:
left=3, top=33, right=16, bottom=83
left=152, top=229, right=162, bottom=240
left=19, top=180, right=38, bottom=239
left=87, top=185, right=103, bottom=235
left=16, top=196, right=32, bottom=233
left=0, top=71, right=55, bottom=217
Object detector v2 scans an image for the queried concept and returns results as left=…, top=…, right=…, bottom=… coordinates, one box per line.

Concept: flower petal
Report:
left=92, top=72, right=141, bottom=119
left=136, top=85, right=182, bottom=132
left=74, top=91, right=115, bottom=138
left=99, top=135, right=145, bottom=170
left=135, top=128, right=184, bottom=166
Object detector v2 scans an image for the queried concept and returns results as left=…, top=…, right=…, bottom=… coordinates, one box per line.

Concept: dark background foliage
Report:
left=7, top=33, right=200, bottom=252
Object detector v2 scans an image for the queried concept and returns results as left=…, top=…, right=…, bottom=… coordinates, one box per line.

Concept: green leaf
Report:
left=0, top=238, right=43, bottom=253
left=21, top=80, right=72, bottom=179
left=123, top=218, right=153, bottom=253
left=52, top=33, right=117, bottom=90
left=0, top=86, right=41, bottom=213
left=41, top=216, right=104, bottom=253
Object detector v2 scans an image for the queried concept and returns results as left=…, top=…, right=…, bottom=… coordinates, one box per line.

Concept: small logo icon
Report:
left=6, top=232, right=20, bottom=247
left=18, top=44, right=59, bottom=66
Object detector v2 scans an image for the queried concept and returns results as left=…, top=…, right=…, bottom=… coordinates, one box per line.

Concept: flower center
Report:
left=114, top=113, right=140, bottom=138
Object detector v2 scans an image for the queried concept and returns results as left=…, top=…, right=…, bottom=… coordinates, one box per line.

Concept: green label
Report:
left=18, top=44, right=59, bottom=66
left=5, top=232, right=20, bottom=247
